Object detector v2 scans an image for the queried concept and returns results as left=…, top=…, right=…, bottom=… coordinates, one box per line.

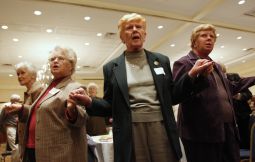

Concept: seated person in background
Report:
left=0, top=94, right=20, bottom=152
left=86, top=82, right=108, bottom=136
left=227, top=73, right=253, bottom=149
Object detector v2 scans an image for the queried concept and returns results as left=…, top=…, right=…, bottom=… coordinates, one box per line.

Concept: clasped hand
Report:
left=4, top=103, right=22, bottom=115
left=68, top=87, right=92, bottom=108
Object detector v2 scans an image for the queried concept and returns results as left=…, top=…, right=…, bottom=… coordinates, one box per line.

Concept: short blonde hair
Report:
left=190, top=24, right=217, bottom=48
left=48, top=46, right=77, bottom=74
left=118, top=13, right=146, bottom=36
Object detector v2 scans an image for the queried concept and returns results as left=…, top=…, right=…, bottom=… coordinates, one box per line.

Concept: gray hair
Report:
left=48, top=46, right=77, bottom=74
left=15, top=61, right=37, bottom=78
left=87, top=82, right=99, bottom=90
left=10, top=94, right=21, bottom=103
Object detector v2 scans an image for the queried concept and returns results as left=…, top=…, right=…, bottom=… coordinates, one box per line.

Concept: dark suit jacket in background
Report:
left=87, top=49, right=209, bottom=162
left=86, top=97, right=108, bottom=136
left=172, top=51, right=255, bottom=143
left=227, top=73, right=253, bottom=149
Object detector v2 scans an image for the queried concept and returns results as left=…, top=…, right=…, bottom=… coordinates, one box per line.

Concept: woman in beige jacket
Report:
left=6, top=46, right=88, bottom=162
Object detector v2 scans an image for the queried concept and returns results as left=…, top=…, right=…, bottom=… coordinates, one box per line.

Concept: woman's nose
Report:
left=132, top=26, right=138, bottom=30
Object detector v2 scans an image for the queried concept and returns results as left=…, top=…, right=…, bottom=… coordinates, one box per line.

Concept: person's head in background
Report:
left=191, top=24, right=217, bottom=58
left=227, top=73, right=241, bottom=82
left=48, top=46, right=77, bottom=80
left=87, top=82, right=99, bottom=97
left=118, top=13, right=147, bottom=52
left=10, top=94, right=21, bottom=104
left=15, top=61, right=37, bottom=90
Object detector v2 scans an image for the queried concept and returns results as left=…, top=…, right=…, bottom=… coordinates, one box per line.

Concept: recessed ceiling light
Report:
left=242, top=48, right=247, bottom=51
left=9, top=74, right=13, bottom=77
left=216, top=33, right=220, bottom=37
left=170, top=44, right=175, bottom=47
left=157, top=25, right=163, bottom=29
left=1, top=25, right=8, bottom=29
left=77, top=66, right=81, bottom=69
left=84, top=16, right=91, bottom=21
left=84, top=42, right=90, bottom=46
left=220, top=45, right=225, bottom=48
left=238, top=0, right=245, bottom=5
left=97, top=33, right=102, bottom=37
left=236, top=36, right=242, bottom=40
left=34, top=10, right=42, bottom=16
left=18, top=55, right=22, bottom=58
left=46, top=29, right=53, bottom=33
left=13, top=38, right=19, bottom=42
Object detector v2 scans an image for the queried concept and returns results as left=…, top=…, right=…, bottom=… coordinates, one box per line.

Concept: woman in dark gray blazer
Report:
left=70, top=13, right=213, bottom=162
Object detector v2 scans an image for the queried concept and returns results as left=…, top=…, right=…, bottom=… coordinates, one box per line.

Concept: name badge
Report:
left=154, top=67, right=165, bottom=75
left=49, top=88, right=60, bottom=95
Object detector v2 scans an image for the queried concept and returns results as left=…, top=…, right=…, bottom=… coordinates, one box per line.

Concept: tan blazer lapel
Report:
left=39, top=76, right=72, bottom=105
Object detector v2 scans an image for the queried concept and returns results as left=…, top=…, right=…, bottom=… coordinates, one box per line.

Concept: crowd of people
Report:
left=0, top=12, right=255, bottom=162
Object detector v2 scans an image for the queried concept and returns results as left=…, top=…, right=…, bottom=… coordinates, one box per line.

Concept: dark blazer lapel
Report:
left=146, top=50, right=164, bottom=97
left=113, top=54, right=130, bottom=106
left=188, top=51, right=200, bottom=65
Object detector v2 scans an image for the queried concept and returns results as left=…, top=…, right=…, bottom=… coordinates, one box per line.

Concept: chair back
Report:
left=0, top=131, right=7, bottom=144
left=250, top=115, right=255, bottom=162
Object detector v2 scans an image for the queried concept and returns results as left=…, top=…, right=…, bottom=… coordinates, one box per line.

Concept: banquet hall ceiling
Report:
left=1, top=0, right=255, bottom=82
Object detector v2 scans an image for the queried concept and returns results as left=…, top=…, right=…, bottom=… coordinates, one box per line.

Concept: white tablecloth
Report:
left=91, top=132, right=187, bottom=162
left=91, top=135, right=114, bottom=162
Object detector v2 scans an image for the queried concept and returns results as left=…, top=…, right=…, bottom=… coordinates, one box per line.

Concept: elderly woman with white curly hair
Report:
left=12, top=61, right=43, bottom=162
left=5, top=46, right=88, bottom=162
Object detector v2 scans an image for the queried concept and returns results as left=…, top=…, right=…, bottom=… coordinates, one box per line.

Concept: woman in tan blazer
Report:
left=5, top=46, right=88, bottom=162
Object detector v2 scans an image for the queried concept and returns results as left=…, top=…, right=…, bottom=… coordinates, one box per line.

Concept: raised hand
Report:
left=188, top=59, right=214, bottom=78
